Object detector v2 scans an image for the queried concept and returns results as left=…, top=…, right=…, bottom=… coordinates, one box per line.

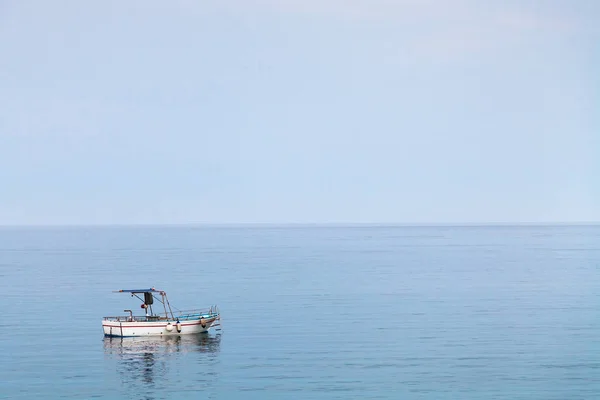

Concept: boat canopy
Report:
left=115, top=288, right=163, bottom=294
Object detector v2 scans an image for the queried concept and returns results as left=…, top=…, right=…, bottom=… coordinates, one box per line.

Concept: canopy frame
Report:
left=112, top=288, right=174, bottom=320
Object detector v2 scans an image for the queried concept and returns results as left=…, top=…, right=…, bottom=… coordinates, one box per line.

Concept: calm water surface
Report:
left=1, top=225, right=599, bottom=399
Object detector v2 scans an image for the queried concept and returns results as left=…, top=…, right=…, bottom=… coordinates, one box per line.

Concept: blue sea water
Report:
left=1, top=224, right=599, bottom=399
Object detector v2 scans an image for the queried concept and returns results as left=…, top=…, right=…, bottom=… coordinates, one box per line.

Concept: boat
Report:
left=102, top=288, right=221, bottom=337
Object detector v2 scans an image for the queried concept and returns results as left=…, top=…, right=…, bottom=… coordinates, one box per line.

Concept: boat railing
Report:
left=103, top=305, right=220, bottom=322
left=175, top=306, right=220, bottom=320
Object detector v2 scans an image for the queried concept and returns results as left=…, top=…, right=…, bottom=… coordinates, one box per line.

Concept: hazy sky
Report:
left=1, top=0, right=598, bottom=225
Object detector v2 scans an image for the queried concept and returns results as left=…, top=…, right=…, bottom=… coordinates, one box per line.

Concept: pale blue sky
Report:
left=1, top=0, right=598, bottom=225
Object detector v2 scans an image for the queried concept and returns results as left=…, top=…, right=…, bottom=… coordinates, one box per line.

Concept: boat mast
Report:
left=164, top=292, right=175, bottom=320
left=161, top=292, right=169, bottom=319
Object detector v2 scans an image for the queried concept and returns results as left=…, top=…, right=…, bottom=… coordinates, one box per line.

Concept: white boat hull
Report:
left=102, top=317, right=218, bottom=337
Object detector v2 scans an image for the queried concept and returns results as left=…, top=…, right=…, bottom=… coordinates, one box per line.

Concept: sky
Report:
left=0, top=0, right=598, bottom=225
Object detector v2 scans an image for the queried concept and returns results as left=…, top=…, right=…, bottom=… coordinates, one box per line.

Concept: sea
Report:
left=1, top=224, right=599, bottom=399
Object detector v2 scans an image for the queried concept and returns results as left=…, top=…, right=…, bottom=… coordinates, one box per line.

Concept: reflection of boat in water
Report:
left=102, top=288, right=221, bottom=337
left=103, top=332, right=222, bottom=356
left=104, top=333, right=222, bottom=397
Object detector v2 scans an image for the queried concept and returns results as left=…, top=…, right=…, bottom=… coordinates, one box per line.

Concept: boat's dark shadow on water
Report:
left=103, top=333, right=222, bottom=399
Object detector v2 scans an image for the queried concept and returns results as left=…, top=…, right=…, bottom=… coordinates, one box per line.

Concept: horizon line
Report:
left=0, top=221, right=599, bottom=229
